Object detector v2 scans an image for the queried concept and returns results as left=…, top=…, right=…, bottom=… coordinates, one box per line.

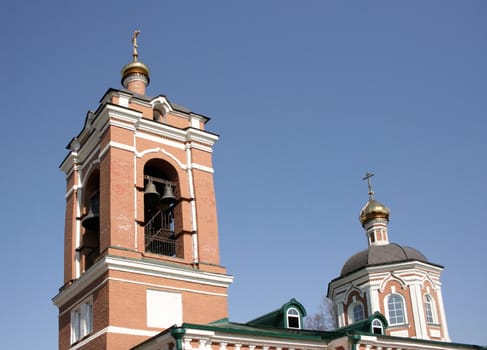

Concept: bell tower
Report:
left=53, top=31, right=233, bottom=350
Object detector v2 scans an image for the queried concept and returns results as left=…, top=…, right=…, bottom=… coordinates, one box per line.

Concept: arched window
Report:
left=352, top=303, right=365, bottom=323
left=424, top=294, right=436, bottom=324
left=143, top=159, right=181, bottom=257
left=80, top=170, right=100, bottom=272
left=152, top=101, right=169, bottom=123
left=371, top=319, right=384, bottom=335
left=387, top=294, right=406, bottom=325
left=152, top=108, right=166, bottom=123
left=286, top=307, right=301, bottom=329
left=71, top=297, right=93, bottom=343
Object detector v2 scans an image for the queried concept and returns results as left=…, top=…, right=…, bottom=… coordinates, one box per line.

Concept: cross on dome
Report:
left=132, top=30, right=141, bottom=62
left=363, top=172, right=375, bottom=199
left=121, top=29, right=150, bottom=94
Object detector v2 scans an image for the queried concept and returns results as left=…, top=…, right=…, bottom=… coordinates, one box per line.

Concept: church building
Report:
left=53, top=32, right=484, bottom=350
left=327, top=173, right=450, bottom=341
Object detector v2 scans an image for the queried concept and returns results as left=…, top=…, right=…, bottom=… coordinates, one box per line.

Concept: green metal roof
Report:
left=336, top=311, right=388, bottom=334
left=246, top=298, right=307, bottom=328
left=131, top=299, right=486, bottom=350
left=180, top=321, right=345, bottom=341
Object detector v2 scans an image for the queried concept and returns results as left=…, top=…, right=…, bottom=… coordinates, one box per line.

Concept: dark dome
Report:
left=340, top=243, right=429, bottom=276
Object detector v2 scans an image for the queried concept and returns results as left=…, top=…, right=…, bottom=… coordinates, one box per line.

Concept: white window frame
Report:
left=371, top=319, right=384, bottom=335
left=71, top=297, right=93, bottom=344
left=348, top=302, right=365, bottom=323
left=424, top=294, right=437, bottom=324
left=385, top=293, right=407, bottom=326
left=286, top=307, right=301, bottom=329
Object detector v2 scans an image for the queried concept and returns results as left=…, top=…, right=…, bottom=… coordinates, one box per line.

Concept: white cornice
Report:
left=359, top=336, right=461, bottom=350
left=61, top=100, right=218, bottom=172
left=109, top=277, right=228, bottom=297
left=53, top=255, right=233, bottom=308
left=136, top=129, right=187, bottom=149
left=104, top=103, right=144, bottom=123
left=185, top=128, right=219, bottom=146
left=60, top=102, right=218, bottom=189
left=106, top=256, right=233, bottom=288
left=331, top=261, right=442, bottom=288
left=136, top=118, right=187, bottom=141
left=60, top=154, right=75, bottom=175
left=136, top=120, right=219, bottom=148
left=183, top=331, right=326, bottom=350
left=184, top=329, right=216, bottom=337
left=108, top=118, right=137, bottom=132
left=192, top=163, right=215, bottom=174
left=68, top=325, right=159, bottom=350
left=78, top=131, right=102, bottom=163
left=53, top=257, right=107, bottom=307
left=57, top=278, right=109, bottom=318
left=187, top=141, right=214, bottom=154
left=329, top=261, right=443, bottom=299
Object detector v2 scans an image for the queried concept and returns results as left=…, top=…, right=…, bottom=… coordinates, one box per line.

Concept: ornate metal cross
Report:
left=132, top=30, right=141, bottom=61
left=363, top=172, right=375, bottom=199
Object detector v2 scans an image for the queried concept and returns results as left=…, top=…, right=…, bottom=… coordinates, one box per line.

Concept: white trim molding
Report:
left=53, top=255, right=233, bottom=308
left=68, top=325, right=159, bottom=350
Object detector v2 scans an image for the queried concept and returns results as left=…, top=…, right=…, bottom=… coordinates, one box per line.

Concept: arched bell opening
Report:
left=152, top=102, right=168, bottom=123
left=143, top=159, right=182, bottom=258
left=79, top=170, right=100, bottom=271
left=152, top=107, right=166, bottom=123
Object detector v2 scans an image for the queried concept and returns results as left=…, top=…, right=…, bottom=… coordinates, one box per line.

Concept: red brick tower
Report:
left=53, top=31, right=233, bottom=350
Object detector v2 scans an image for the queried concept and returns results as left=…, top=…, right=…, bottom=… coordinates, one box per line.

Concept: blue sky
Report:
left=1, top=1, right=486, bottom=348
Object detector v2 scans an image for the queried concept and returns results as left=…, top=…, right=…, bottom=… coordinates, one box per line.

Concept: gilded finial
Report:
left=121, top=30, right=150, bottom=93
left=363, top=172, right=375, bottom=199
left=359, top=172, right=390, bottom=225
left=132, top=30, right=141, bottom=62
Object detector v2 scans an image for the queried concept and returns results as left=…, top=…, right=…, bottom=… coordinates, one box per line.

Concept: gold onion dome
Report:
left=359, top=198, right=390, bottom=225
left=121, top=61, right=150, bottom=85
left=359, top=172, right=390, bottom=225
left=121, top=30, right=150, bottom=89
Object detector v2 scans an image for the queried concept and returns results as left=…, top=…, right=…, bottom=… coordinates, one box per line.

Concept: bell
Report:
left=82, top=207, right=100, bottom=230
left=161, top=183, right=176, bottom=204
left=144, top=179, right=160, bottom=203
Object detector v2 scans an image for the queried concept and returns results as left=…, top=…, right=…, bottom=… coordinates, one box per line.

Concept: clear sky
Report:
left=1, top=1, right=486, bottom=348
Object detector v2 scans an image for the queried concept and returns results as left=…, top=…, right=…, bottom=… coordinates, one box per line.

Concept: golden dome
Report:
left=120, top=30, right=150, bottom=91
left=359, top=198, right=390, bottom=225
left=121, top=61, right=150, bottom=85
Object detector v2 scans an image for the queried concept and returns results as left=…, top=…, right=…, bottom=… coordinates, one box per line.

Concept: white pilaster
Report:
left=410, top=283, right=427, bottom=339
left=435, top=287, right=451, bottom=341
left=183, top=338, right=192, bottom=350
left=368, top=283, right=381, bottom=314
left=336, top=302, right=345, bottom=327
left=185, top=143, right=199, bottom=264
left=75, top=165, right=82, bottom=278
